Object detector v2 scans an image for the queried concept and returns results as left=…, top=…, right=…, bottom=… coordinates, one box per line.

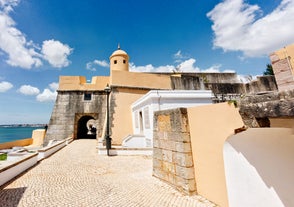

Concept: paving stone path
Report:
left=0, top=139, right=216, bottom=207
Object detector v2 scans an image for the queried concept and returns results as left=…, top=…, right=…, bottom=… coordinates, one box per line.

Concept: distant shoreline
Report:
left=0, top=124, right=46, bottom=128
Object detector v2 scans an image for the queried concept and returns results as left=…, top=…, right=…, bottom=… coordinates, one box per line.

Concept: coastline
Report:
left=0, top=125, right=45, bottom=145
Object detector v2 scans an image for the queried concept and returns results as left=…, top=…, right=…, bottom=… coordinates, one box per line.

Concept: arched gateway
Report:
left=74, top=113, right=99, bottom=139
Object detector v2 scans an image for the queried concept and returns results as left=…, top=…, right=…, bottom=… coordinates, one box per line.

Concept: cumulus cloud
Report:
left=49, top=82, right=59, bottom=91
left=0, top=81, right=13, bottom=92
left=36, top=89, right=57, bottom=102
left=0, top=3, right=42, bottom=68
left=130, top=57, right=235, bottom=74
left=18, top=85, right=40, bottom=95
left=36, top=82, right=58, bottom=102
left=86, top=60, right=109, bottom=71
left=41, top=40, right=73, bottom=68
left=0, top=0, right=72, bottom=69
left=207, top=0, right=294, bottom=57
left=0, top=0, right=19, bottom=13
left=130, top=62, right=176, bottom=73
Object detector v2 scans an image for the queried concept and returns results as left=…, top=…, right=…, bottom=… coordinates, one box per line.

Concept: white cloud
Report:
left=41, top=40, right=73, bottom=68
left=86, top=59, right=109, bottom=71
left=173, top=50, right=190, bottom=63
left=130, top=62, right=176, bottom=73
left=0, top=8, right=42, bottom=68
left=223, top=69, right=235, bottom=73
left=130, top=57, right=234, bottom=73
left=0, top=1, right=72, bottom=69
left=177, top=58, right=200, bottom=72
left=49, top=82, right=58, bottom=91
left=36, top=88, right=57, bottom=102
left=207, top=0, right=294, bottom=57
left=18, top=85, right=40, bottom=95
left=0, top=0, right=19, bottom=13
left=36, top=82, right=58, bottom=102
left=202, top=64, right=222, bottom=73
left=174, top=50, right=183, bottom=59
left=0, top=81, right=13, bottom=92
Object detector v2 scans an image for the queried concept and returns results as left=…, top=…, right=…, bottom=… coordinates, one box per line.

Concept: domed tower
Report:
left=109, top=44, right=129, bottom=72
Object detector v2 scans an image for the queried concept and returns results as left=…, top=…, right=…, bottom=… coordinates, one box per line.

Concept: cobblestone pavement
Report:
left=0, top=140, right=216, bottom=207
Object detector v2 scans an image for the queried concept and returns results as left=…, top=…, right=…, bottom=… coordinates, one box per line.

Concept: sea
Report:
left=0, top=126, right=44, bottom=144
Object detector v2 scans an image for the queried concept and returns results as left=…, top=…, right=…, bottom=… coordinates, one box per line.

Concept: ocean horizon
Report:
left=0, top=126, right=44, bottom=144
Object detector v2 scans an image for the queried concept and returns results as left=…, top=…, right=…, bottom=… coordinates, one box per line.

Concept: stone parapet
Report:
left=153, top=108, right=196, bottom=195
left=239, top=89, right=294, bottom=127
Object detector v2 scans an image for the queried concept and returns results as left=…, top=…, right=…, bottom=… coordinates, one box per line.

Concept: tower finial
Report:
left=118, top=43, right=121, bottom=50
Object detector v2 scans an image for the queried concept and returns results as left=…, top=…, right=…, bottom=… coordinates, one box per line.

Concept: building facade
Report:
left=44, top=47, right=278, bottom=146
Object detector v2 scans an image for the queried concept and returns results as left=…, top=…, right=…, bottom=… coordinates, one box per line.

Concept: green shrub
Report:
left=0, top=153, right=7, bottom=161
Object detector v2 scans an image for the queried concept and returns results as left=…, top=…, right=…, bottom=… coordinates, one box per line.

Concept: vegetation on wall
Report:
left=263, top=64, right=274, bottom=75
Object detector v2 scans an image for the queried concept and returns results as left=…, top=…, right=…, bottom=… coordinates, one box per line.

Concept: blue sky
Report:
left=0, top=0, right=294, bottom=124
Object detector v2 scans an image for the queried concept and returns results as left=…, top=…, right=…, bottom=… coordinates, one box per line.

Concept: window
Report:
left=84, top=93, right=92, bottom=101
left=114, top=60, right=117, bottom=64
left=123, top=60, right=126, bottom=64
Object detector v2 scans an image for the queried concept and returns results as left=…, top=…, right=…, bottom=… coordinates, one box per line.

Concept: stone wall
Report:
left=44, top=90, right=107, bottom=145
left=270, top=52, right=294, bottom=91
left=171, top=74, right=277, bottom=98
left=239, top=89, right=294, bottom=127
left=153, top=108, right=196, bottom=195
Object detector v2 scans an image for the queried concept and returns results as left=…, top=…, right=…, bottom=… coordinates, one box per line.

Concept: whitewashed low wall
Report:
left=224, top=128, right=294, bottom=207
left=38, top=140, right=66, bottom=161
left=0, top=153, right=38, bottom=186
left=122, top=134, right=149, bottom=148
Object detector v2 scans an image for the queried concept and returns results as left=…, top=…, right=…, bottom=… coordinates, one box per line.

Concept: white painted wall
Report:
left=0, top=153, right=38, bottom=186
left=224, top=128, right=294, bottom=207
left=131, top=90, right=213, bottom=146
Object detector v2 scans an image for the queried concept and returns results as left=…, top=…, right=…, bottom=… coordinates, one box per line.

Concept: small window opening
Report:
left=84, top=93, right=92, bottom=101
left=123, top=60, right=126, bottom=64
left=114, top=60, right=117, bottom=64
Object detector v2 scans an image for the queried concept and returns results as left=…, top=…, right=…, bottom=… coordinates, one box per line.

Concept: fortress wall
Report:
left=111, top=70, right=171, bottom=89
left=245, top=76, right=278, bottom=94
left=59, top=76, right=110, bottom=91
left=171, top=74, right=277, bottom=95
left=239, top=89, right=294, bottom=128
left=44, top=91, right=107, bottom=145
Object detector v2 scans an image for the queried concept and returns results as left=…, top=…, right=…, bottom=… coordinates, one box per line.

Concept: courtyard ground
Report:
left=0, top=139, right=216, bottom=207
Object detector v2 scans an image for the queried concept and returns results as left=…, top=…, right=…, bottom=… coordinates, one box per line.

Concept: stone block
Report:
left=169, top=132, right=191, bottom=143
left=162, top=149, right=173, bottom=163
left=153, top=148, right=162, bottom=160
left=153, top=139, right=159, bottom=148
left=153, top=132, right=160, bottom=141
left=169, top=108, right=189, bottom=133
left=182, top=179, right=197, bottom=194
left=175, top=176, right=197, bottom=195
left=152, top=167, right=163, bottom=178
left=162, top=161, right=175, bottom=174
left=157, top=114, right=171, bottom=132
left=160, top=140, right=176, bottom=151
left=158, top=139, right=164, bottom=149
left=175, top=175, right=185, bottom=188
left=175, top=142, right=192, bottom=153
left=153, top=158, right=162, bottom=169
left=167, top=173, right=176, bottom=185
left=173, top=152, right=193, bottom=167
left=175, top=165, right=195, bottom=180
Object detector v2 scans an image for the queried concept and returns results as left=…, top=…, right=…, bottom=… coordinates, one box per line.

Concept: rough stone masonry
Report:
left=153, top=108, right=197, bottom=195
